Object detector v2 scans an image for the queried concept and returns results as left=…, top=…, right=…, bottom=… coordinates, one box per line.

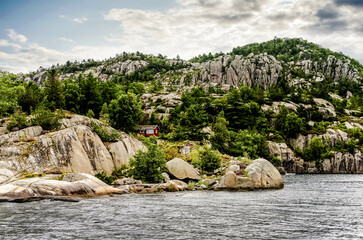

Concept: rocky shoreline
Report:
left=0, top=158, right=284, bottom=203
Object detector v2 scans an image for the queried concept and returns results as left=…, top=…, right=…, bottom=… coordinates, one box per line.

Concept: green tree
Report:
left=18, top=82, right=44, bottom=113
left=31, top=105, right=61, bottom=130
left=99, top=103, right=110, bottom=125
left=63, top=79, right=82, bottom=113
left=109, top=92, right=143, bottom=132
left=44, top=70, right=65, bottom=110
left=211, top=111, right=230, bottom=152
left=129, top=140, right=166, bottom=183
left=229, top=129, right=267, bottom=159
left=302, top=137, right=332, bottom=162
left=275, top=106, right=305, bottom=138
left=7, top=109, right=29, bottom=131
left=0, top=71, right=25, bottom=116
left=77, top=73, right=103, bottom=115
left=196, top=146, right=222, bottom=172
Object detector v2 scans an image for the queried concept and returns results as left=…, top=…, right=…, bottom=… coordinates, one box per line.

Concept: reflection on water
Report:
left=0, top=175, right=362, bottom=239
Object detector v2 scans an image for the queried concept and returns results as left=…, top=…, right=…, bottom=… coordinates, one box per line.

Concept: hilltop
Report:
left=1, top=37, right=363, bottom=181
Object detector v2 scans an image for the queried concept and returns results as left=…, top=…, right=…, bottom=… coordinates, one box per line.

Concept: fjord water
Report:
left=1, top=175, right=362, bottom=240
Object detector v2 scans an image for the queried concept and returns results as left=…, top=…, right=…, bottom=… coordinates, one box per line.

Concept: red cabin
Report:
left=138, top=125, right=159, bottom=137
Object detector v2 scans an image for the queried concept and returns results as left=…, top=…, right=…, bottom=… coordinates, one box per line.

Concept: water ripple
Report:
left=0, top=174, right=362, bottom=239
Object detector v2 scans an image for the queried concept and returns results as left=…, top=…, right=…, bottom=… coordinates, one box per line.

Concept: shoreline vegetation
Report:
left=0, top=38, right=363, bottom=202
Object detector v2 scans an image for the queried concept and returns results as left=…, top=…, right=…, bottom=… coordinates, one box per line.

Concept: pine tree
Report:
left=44, top=69, right=65, bottom=110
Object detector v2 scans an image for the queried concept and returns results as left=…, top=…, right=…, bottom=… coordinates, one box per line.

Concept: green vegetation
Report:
left=30, top=106, right=62, bottom=130
left=109, top=92, right=143, bottom=132
left=91, top=121, right=120, bottom=142
left=129, top=138, right=166, bottom=183
left=191, top=146, right=222, bottom=172
left=302, top=137, right=333, bottom=162
left=1, top=37, right=362, bottom=171
left=95, top=171, right=115, bottom=185
left=7, top=110, right=29, bottom=131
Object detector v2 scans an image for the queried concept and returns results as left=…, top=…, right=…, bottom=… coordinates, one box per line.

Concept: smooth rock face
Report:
left=0, top=115, right=146, bottom=176
left=219, top=159, right=284, bottom=189
left=166, top=158, right=201, bottom=180
left=245, top=159, right=284, bottom=189
left=0, top=173, right=122, bottom=199
left=108, top=135, right=147, bottom=168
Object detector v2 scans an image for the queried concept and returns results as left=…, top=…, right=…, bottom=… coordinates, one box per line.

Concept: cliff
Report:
left=0, top=115, right=146, bottom=184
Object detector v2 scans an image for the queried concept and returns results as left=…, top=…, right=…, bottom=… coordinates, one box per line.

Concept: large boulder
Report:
left=245, top=159, right=284, bottom=189
left=218, top=159, right=284, bottom=189
left=166, top=158, right=201, bottom=180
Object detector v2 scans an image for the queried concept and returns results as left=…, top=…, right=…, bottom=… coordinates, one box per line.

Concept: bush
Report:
left=86, top=109, right=95, bottom=118
left=192, top=146, right=222, bottom=172
left=91, top=121, right=120, bottom=142
left=30, top=106, right=61, bottom=130
left=303, top=137, right=333, bottom=162
left=129, top=141, right=166, bottom=183
left=275, top=106, right=305, bottom=138
left=228, top=129, right=268, bottom=159
left=270, top=156, right=282, bottom=167
left=7, top=110, right=29, bottom=131
left=95, top=171, right=115, bottom=185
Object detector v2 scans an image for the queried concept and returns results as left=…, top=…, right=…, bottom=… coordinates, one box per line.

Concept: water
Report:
left=0, top=175, right=362, bottom=240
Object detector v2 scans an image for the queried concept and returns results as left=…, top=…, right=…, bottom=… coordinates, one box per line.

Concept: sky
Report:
left=0, top=0, right=362, bottom=73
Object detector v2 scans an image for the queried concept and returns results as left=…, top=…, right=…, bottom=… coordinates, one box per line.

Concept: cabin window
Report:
left=146, top=129, right=154, bottom=134
left=155, top=129, right=158, bottom=134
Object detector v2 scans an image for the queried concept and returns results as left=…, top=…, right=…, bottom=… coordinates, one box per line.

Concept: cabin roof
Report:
left=137, top=125, right=159, bottom=131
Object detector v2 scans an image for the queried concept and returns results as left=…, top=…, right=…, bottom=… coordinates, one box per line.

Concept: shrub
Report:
left=193, top=146, right=222, bottom=172
left=30, top=106, right=61, bottom=130
left=303, top=137, right=333, bottom=162
left=111, top=164, right=129, bottom=178
left=129, top=141, right=166, bottom=183
left=91, top=121, right=120, bottom=142
left=7, top=110, right=29, bottom=131
left=228, top=129, right=268, bottom=159
left=86, top=109, right=95, bottom=118
left=270, top=156, right=282, bottom=167
left=95, top=171, right=115, bottom=185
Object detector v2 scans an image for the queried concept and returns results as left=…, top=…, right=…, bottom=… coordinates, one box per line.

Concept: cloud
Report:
left=0, top=39, right=22, bottom=50
left=58, top=37, right=75, bottom=43
left=59, top=15, right=88, bottom=24
left=2, top=0, right=363, bottom=73
left=334, top=0, right=363, bottom=7
left=72, top=17, right=88, bottom=24
left=7, top=29, right=27, bottom=43
left=316, top=5, right=340, bottom=19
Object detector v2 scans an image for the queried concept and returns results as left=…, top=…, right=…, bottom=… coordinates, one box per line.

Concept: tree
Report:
left=77, top=73, right=103, bottom=115
left=197, top=146, right=222, bottom=172
left=44, top=69, right=65, bottom=110
left=108, top=92, right=143, bottom=132
left=63, top=79, right=82, bottom=113
left=0, top=71, right=25, bottom=116
left=18, top=82, right=43, bottom=113
left=229, top=129, right=267, bottom=159
left=129, top=139, right=166, bottom=183
left=275, top=106, right=305, bottom=138
left=211, top=111, right=230, bottom=152
left=31, top=105, right=61, bottom=130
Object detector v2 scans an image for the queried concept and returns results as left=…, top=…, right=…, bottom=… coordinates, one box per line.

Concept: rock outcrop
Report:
left=0, top=173, right=122, bottom=201
left=166, top=158, right=201, bottom=180
left=217, top=159, right=284, bottom=190
left=0, top=115, right=146, bottom=184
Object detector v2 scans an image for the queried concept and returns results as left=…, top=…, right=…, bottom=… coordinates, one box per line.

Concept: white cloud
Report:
left=103, top=0, right=363, bottom=63
left=72, top=17, right=88, bottom=24
left=58, top=37, right=75, bottom=43
left=0, top=39, right=21, bottom=51
left=7, top=29, right=27, bottom=43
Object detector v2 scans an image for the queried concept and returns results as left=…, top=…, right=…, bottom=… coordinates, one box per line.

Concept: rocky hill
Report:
left=2, top=37, right=363, bottom=176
